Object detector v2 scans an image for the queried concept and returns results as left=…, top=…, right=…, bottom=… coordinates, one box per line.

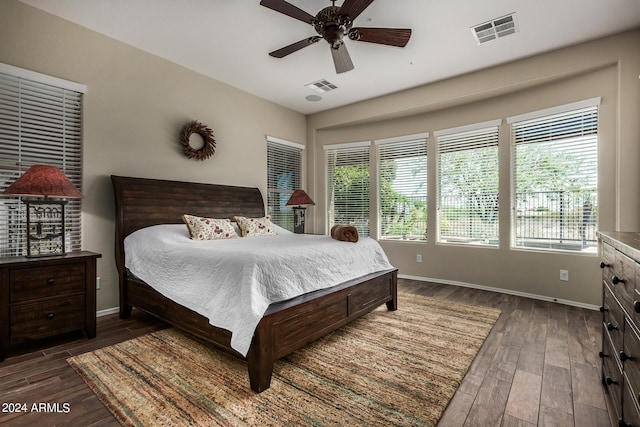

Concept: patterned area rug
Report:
left=67, top=293, right=500, bottom=426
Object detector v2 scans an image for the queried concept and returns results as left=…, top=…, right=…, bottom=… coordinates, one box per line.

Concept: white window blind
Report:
left=436, top=122, right=500, bottom=246
left=510, top=103, right=598, bottom=252
left=266, top=137, right=303, bottom=232
left=376, top=134, right=428, bottom=241
left=325, top=142, right=370, bottom=237
left=0, top=64, right=84, bottom=257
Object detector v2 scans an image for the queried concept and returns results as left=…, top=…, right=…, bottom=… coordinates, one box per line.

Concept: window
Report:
left=376, top=133, right=428, bottom=241
left=0, top=63, right=85, bottom=257
left=266, top=136, right=303, bottom=232
left=436, top=120, right=501, bottom=246
left=325, top=142, right=370, bottom=237
left=509, top=98, right=599, bottom=253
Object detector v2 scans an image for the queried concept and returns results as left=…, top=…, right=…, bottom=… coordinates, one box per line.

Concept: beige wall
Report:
left=0, top=0, right=307, bottom=311
left=307, top=29, right=640, bottom=307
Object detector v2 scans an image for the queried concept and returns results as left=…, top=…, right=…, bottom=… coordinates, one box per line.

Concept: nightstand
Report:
left=0, top=251, right=101, bottom=361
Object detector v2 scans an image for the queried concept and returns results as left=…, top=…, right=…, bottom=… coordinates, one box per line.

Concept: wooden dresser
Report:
left=0, top=251, right=101, bottom=361
left=599, top=231, right=640, bottom=426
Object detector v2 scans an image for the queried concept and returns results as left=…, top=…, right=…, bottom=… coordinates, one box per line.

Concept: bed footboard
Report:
left=246, top=269, right=397, bottom=392
left=123, top=269, right=397, bottom=393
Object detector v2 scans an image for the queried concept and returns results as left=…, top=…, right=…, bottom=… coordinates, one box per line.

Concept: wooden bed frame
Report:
left=111, top=175, right=397, bottom=392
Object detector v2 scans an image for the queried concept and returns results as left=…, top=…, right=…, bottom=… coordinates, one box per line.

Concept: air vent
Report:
left=305, top=79, right=338, bottom=94
left=472, top=13, right=518, bottom=44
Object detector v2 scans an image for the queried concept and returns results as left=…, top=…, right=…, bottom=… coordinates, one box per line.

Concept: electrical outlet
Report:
left=96, top=276, right=101, bottom=289
left=416, top=254, right=422, bottom=263
left=559, top=270, right=569, bottom=282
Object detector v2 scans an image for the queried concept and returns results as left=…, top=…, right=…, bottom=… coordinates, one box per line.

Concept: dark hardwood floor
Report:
left=0, top=279, right=611, bottom=426
left=403, top=280, right=611, bottom=427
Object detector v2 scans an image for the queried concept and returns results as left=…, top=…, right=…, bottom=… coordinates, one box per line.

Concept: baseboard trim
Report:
left=398, top=274, right=600, bottom=311
left=95, top=276, right=599, bottom=316
left=97, top=307, right=120, bottom=317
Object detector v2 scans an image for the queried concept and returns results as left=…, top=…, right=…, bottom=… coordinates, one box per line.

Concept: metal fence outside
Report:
left=514, top=190, right=597, bottom=251
left=383, top=190, right=597, bottom=252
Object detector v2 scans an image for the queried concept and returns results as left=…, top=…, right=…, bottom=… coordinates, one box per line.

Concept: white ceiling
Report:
left=20, top=0, right=640, bottom=115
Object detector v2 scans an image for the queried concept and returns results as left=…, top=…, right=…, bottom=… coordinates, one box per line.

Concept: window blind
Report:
left=436, top=124, right=500, bottom=246
left=266, top=137, right=302, bottom=231
left=511, top=104, right=598, bottom=252
left=0, top=65, right=84, bottom=257
left=376, top=134, right=427, bottom=241
left=325, top=142, right=370, bottom=237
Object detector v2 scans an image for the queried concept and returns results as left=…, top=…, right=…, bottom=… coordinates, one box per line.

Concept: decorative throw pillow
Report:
left=182, top=214, right=238, bottom=240
left=234, top=215, right=277, bottom=237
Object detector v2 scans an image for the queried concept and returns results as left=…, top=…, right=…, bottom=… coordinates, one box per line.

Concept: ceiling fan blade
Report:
left=350, top=27, right=412, bottom=47
left=330, top=42, right=354, bottom=74
left=338, top=0, right=375, bottom=20
left=259, top=0, right=315, bottom=24
left=269, top=37, right=321, bottom=58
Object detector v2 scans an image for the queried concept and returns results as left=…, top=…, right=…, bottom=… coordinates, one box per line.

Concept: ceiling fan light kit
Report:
left=260, top=0, right=412, bottom=73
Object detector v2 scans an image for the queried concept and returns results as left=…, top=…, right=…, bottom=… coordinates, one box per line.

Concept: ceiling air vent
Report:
left=305, top=79, right=338, bottom=94
left=472, top=13, right=518, bottom=44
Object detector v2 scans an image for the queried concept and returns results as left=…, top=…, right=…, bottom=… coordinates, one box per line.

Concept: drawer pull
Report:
left=47, top=278, right=55, bottom=285
left=46, top=313, right=55, bottom=320
left=620, top=351, right=633, bottom=362
left=599, top=351, right=608, bottom=358
left=607, top=322, right=619, bottom=331
left=612, top=276, right=625, bottom=285
left=600, top=306, right=609, bottom=313
left=605, top=376, right=618, bottom=385
left=600, top=261, right=611, bottom=269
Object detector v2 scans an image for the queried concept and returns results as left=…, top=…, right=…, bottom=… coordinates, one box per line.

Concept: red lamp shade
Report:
left=3, top=165, right=83, bottom=199
left=286, top=189, right=315, bottom=207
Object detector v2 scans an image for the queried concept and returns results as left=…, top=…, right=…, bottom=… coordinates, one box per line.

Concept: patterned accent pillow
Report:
left=182, top=215, right=238, bottom=240
left=234, top=215, right=277, bottom=237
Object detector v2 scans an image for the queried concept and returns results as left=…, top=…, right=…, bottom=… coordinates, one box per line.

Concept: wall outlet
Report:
left=96, top=276, right=101, bottom=289
left=559, top=270, right=569, bottom=281
left=416, top=254, right=422, bottom=263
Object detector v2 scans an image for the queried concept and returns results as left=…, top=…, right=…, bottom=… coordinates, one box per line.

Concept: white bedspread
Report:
left=124, top=224, right=394, bottom=356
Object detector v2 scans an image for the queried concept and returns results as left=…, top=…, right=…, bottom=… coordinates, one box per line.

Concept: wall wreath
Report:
left=180, top=120, right=216, bottom=160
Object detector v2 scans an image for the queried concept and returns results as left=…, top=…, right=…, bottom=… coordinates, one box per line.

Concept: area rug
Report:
left=67, top=293, right=500, bottom=426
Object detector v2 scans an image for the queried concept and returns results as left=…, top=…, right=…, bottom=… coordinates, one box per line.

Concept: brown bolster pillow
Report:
left=330, top=224, right=359, bottom=243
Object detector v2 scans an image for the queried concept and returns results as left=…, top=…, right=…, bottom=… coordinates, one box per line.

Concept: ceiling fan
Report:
left=260, top=0, right=412, bottom=73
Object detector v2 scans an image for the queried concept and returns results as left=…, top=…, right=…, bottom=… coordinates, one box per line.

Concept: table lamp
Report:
left=2, top=165, right=83, bottom=257
left=286, top=189, right=315, bottom=234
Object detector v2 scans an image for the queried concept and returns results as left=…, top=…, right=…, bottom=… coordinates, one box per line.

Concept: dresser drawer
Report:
left=602, top=243, right=616, bottom=271
left=635, top=271, right=640, bottom=326
left=10, top=295, right=85, bottom=342
left=623, top=373, right=640, bottom=427
left=10, top=263, right=86, bottom=302
left=624, top=319, right=640, bottom=392
left=607, top=250, right=636, bottom=318
left=604, top=284, right=625, bottom=351
left=603, top=329, right=623, bottom=420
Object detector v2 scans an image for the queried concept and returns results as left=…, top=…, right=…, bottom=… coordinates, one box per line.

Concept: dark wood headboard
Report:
left=111, top=175, right=265, bottom=282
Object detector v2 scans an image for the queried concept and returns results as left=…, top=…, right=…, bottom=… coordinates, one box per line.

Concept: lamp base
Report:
left=292, top=206, right=306, bottom=234
left=25, top=199, right=68, bottom=257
